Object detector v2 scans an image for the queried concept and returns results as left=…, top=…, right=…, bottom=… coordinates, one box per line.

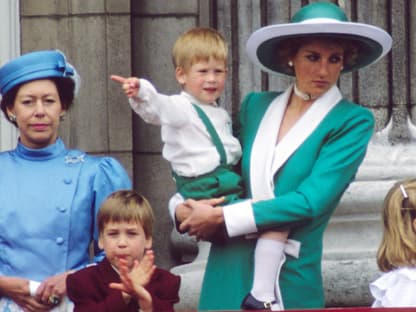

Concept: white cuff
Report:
left=285, top=239, right=301, bottom=258
left=29, top=280, right=40, bottom=297
left=223, top=199, right=257, bottom=237
left=168, top=192, right=184, bottom=221
left=137, top=78, right=154, bottom=99
left=128, top=79, right=154, bottom=113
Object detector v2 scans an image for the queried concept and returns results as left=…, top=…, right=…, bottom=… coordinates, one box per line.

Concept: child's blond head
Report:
left=172, top=27, right=228, bottom=71
left=377, top=179, right=416, bottom=271
left=98, top=190, right=154, bottom=239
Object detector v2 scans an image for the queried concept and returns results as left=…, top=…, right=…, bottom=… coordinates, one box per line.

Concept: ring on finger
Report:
left=48, top=294, right=61, bottom=305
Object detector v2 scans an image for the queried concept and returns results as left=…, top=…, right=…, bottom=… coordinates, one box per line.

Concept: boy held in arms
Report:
left=66, top=190, right=180, bottom=312
left=112, top=27, right=287, bottom=310
left=111, top=27, right=244, bottom=241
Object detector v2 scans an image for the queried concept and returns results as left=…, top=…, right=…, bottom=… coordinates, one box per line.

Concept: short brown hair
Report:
left=98, top=190, right=154, bottom=239
left=172, top=27, right=228, bottom=71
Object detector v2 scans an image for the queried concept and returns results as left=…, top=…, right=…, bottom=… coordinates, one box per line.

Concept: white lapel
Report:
left=271, top=85, right=342, bottom=174
left=250, top=84, right=342, bottom=201
left=250, top=87, right=291, bottom=201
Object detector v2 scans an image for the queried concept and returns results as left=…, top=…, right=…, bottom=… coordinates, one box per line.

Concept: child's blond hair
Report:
left=172, top=27, right=228, bottom=71
left=377, top=179, right=416, bottom=272
left=98, top=190, right=154, bottom=239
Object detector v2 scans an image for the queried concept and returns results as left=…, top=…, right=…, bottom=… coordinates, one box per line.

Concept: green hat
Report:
left=246, top=2, right=392, bottom=75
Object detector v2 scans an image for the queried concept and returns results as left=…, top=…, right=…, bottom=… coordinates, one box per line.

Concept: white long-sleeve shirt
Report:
left=130, top=79, right=242, bottom=177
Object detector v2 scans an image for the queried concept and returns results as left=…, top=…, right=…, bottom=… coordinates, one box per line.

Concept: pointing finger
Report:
left=110, top=75, right=126, bottom=84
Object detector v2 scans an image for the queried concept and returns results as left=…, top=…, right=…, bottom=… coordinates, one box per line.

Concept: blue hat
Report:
left=246, top=2, right=392, bottom=75
left=0, top=50, right=79, bottom=96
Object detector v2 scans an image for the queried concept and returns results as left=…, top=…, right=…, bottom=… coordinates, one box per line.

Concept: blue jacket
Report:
left=0, top=138, right=131, bottom=281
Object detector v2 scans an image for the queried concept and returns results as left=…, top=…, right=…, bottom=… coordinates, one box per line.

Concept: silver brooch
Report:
left=65, top=154, right=85, bottom=164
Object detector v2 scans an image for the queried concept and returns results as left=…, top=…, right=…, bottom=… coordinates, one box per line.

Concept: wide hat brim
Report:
left=0, top=50, right=76, bottom=96
left=246, top=9, right=392, bottom=76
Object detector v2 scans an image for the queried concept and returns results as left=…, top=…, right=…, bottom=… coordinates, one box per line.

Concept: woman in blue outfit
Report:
left=0, top=50, right=131, bottom=312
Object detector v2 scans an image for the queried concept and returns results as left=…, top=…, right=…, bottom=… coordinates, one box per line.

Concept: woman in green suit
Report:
left=173, top=2, right=392, bottom=310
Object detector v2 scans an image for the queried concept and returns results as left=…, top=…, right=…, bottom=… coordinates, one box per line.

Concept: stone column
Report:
left=0, top=0, right=19, bottom=150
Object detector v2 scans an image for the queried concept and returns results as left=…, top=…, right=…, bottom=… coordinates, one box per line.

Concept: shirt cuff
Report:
left=128, top=79, right=153, bottom=110
left=29, top=280, right=40, bottom=296
left=137, top=78, right=152, bottom=98
left=223, top=199, right=257, bottom=237
left=168, top=192, right=184, bottom=221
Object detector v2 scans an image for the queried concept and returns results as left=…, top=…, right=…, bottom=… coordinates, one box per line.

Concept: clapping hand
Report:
left=109, top=250, right=156, bottom=312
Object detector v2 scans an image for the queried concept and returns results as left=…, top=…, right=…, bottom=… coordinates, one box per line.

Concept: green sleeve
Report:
left=252, top=103, right=375, bottom=231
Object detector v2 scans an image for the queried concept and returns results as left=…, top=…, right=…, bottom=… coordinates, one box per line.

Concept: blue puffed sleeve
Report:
left=65, top=153, right=132, bottom=270
left=90, top=157, right=132, bottom=262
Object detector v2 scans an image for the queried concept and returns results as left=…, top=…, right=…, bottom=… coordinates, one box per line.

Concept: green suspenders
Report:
left=172, top=104, right=243, bottom=208
left=192, top=103, right=227, bottom=165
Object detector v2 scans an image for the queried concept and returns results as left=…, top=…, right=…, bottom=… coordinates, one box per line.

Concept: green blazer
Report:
left=199, top=89, right=374, bottom=310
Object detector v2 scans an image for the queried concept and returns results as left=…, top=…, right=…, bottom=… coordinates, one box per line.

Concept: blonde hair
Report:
left=172, top=27, right=228, bottom=71
left=98, top=190, right=154, bottom=239
left=377, top=179, right=416, bottom=272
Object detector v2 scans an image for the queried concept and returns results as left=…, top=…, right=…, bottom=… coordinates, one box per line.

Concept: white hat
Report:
left=246, top=2, right=392, bottom=75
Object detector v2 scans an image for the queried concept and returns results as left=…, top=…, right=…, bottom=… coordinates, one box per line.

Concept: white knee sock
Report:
left=251, top=238, right=285, bottom=302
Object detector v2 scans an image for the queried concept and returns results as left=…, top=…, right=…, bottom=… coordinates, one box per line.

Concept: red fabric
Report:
left=67, top=257, right=180, bottom=312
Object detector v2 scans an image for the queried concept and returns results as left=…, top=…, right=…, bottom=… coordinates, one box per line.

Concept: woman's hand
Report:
left=35, top=271, right=70, bottom=307
left=175, top=201, right=194, bottom=224
left=0, top=276, right=50, bottom=311
left=179, top=197, right=225, bottom=240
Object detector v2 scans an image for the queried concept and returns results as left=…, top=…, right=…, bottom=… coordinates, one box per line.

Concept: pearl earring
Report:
left=288, top=61, right=293, bottom=67
left=9, top=114, right=16, bottom=122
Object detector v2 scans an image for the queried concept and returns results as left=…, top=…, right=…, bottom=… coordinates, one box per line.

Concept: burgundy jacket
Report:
left=67, top=258, right=180, bottom=312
